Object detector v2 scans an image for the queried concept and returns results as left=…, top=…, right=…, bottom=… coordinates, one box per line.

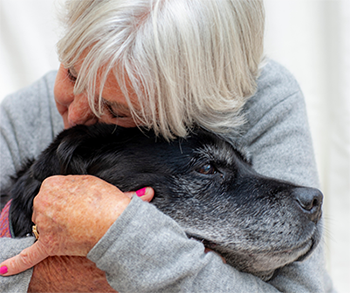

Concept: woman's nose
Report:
left=67, top=95, right=98, bottom=127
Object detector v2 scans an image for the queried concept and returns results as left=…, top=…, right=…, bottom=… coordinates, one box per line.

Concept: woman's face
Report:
left=54, top=63, right=140, bottom=129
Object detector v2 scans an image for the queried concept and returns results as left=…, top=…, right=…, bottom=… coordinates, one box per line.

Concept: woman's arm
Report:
left=89, top=195, right=282, bottom=293
left=87, top=60, right=333, bottom=292
left=236, top=60, right=333, bottom=292
left=0, top=71, right=62, bottom=291
left=0, top=71, right=62, bottom=192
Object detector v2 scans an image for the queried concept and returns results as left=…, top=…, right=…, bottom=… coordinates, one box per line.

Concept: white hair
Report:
left=57, top=0, right=265, bottom=139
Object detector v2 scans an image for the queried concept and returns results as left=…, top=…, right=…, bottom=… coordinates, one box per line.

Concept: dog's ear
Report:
left=32, top=125, right=93, bottom=178
left=55, top=124, right=126, bottom=175
left=56, top=137, right=81, bottom=174
left=55, top=129, right=92, bottom=175
left=34, top=124, right=143, bottom=178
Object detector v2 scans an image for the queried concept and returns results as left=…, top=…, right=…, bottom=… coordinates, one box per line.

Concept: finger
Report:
left=135, top=187, right=154, bottom=202
left=204, top=247, right=227, bottom=264
left=0, top=241, right=48, bottom=276
left=124, top=187, right=154, bottom=202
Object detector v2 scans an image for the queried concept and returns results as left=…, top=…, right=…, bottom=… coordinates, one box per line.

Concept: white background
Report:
left=1, top=0, right=349, bottom=292
left=264, top=1, right=350, bottom=292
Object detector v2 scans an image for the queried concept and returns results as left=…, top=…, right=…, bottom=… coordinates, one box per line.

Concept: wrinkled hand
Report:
left=0, top=175, right=154, bottom=277
left=28, top=256, right=118, bottom=293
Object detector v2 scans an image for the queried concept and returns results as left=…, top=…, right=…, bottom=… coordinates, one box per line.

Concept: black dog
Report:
left=1, top=124, right=323, bottom=281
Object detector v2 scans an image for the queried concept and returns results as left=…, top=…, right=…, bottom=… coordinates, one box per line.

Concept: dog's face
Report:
left=11, top=124, right=323, bottom=280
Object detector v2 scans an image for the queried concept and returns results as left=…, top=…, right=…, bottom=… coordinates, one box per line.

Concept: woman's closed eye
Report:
left=67, top=68, right=77, bottom=83
left=105, top=103, right=127, bottom=119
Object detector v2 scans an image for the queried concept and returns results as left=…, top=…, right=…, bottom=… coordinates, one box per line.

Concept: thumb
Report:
left=124, top=187, right=154, bottom=203
left=0, top=241, right=48, bottom=276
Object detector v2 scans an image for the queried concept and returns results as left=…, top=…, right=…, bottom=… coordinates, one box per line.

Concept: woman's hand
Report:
left=0, top=175, right=154, bottom=276
left=28, top=256, right=118, bottom=293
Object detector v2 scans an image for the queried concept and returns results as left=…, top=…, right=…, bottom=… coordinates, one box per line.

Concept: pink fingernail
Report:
left=136, top=187, right=147, bottom=197
left=0, top=266, right=8, bottom=275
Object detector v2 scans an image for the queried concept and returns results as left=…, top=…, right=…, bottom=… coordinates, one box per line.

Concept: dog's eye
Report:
left=197, top=164, right=217, bottom=175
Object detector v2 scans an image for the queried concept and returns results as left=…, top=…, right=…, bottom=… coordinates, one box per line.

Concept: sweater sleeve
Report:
left=0, top=70, right=62, bottom=192
left=87, top=60, right=335, bottom=293
left=88, top=195, right=281, bottom=293
left=0, top=71, right=63, bottom=291
left=237, top=60, right=319, bottom=188
left=88, top=196, right=333, bottom=293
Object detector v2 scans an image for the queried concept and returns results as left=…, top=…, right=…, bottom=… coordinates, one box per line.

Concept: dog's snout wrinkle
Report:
left=294, top=187, right=323, bottom=223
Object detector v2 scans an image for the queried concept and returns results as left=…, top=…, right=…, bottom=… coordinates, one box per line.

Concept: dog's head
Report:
left=28, top=124, right=323, bottom=280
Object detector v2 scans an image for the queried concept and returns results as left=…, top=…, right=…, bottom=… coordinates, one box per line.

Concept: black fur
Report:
left=1, top=124, right=323, bottom=281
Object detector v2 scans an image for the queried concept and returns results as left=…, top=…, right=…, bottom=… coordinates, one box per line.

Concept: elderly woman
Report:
left=0, top=0, right=334, bottom=292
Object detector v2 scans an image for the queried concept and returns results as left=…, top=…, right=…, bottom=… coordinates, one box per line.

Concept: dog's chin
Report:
left=186, top=232, right=319, bottom=281
left=295, top=236, right=319, bottom=262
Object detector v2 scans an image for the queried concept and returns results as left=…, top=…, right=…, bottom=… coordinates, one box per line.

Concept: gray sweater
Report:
left=0, top=60, right=334, bottom=292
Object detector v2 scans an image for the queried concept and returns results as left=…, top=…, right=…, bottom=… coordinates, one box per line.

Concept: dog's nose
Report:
left=294, top=187, right=323, bottom=223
